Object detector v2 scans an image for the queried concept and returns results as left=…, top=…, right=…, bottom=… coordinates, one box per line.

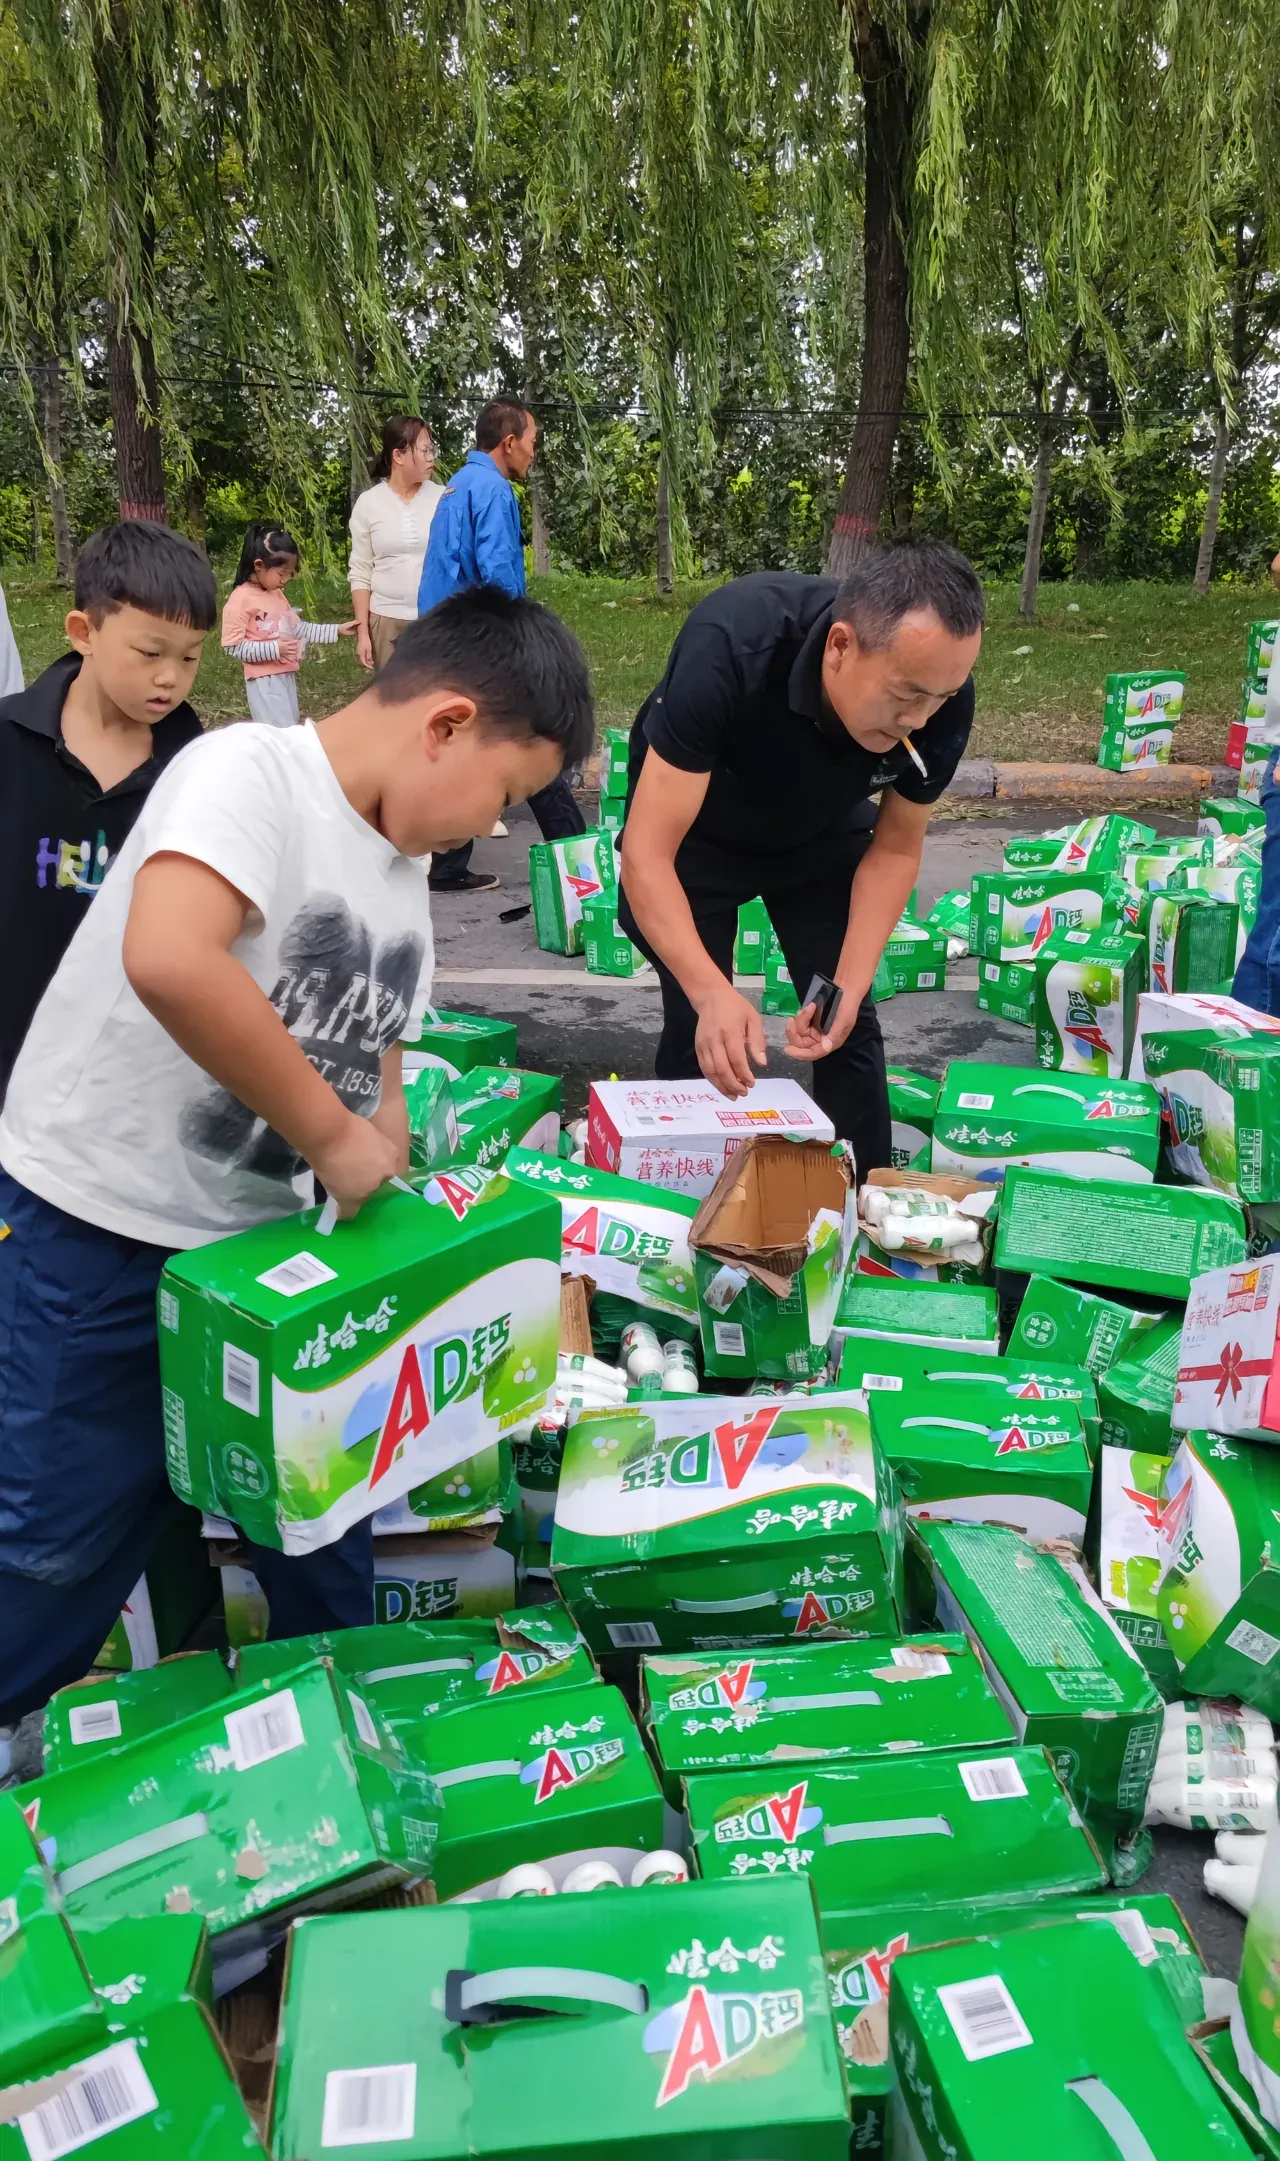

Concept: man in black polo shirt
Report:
left=618, top=541, right=984, bottom=1175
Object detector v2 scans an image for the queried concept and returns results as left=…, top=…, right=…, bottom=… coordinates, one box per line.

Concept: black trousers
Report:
left=618, top=823, right=891, bottom=1181
left=431, top=774, right=585, bottom=883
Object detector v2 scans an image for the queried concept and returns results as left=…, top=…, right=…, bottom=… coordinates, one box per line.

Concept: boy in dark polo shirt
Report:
left=0, top=522, right=213, bottom=1097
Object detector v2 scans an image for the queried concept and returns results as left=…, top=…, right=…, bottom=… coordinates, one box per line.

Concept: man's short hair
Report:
left=834, top=539, right=986, bottom=651
left=475, top=398, right=534, bottom=453
left=74, top=521, right=217, bottom=632
left=376, top=586, right=594, bottom=766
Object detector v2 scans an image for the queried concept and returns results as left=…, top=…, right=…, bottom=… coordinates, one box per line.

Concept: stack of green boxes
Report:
left=1096, top=669, right=1186, bottom=770
left=1230, top=619, right=1277, bottom=801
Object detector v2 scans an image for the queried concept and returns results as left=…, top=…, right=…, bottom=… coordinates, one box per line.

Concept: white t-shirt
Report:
left=0, top=722, right=434, bottom=1248
left=347, top=479, right=443, bottom=619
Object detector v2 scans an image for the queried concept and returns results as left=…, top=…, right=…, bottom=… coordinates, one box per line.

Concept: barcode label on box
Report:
left=256, top=1251, right=339, bottom=1298
left=1226, top=1619, right=1280, bottom=1667
left=937, top=1975, right=1032, bottom=2063
left=17, top=2041, right=158, bottom=2158
left=68, top=1702, right=123, bottom=1746
left=162, top=1390, right=190, bottom=1494
left=890, top=1647, right=950, bottom=1679
left=957, top=1092, right=995, bottom=1111
left=321, top=2065, right=417, bottom=2148
left=222, top=1343, right=260, bottom=1416
left=607, top=1621, right=662, bottom=1649
left=158, top=1288, right=180, bottom=1333
left=713, top=1322, right=746, bottom=1358
left=959, top=1757, right=1027, bottom=1802
left=347, top=1692, right=380, bottom=1750
left=917, top=972, right=937, bottom=988
left=861, top=1372, right=904, bottom=1392
left=225, top=1687, right=305, bottom=1772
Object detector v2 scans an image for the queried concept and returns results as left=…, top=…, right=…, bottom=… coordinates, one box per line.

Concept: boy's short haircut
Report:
left=375, top=586, right=595, bottom=766
left=475, top=397, right=534, bottom=452
left=74, top=521, right=218, bottom=632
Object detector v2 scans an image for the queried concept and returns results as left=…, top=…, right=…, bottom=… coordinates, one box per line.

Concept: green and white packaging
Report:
left=1097, top=670, right=1186, bottom=770
left=1095, top=1311, right=1184, bottom=1452
left=234, top=1609, right=594, bottom=1727
left=886, top=1067, right=940, bottom=1170
left=890, top=1918, right=1250, bottom=2161
left=761, top=940, right=800, bottom=1016
left=598, top=793, right=626, bottom=831
left=1249, top=621, right=1280, bottom=680
left=930, top=1062, right=1161, bottom=1184
left=407, top=1679, right=665, bottom=1898
left=971, top=871, right=1127, bottom=963
left=268, top=1877, right=849, bottom=2161
left=830, top=1276, right=999, bottom=1362
left=734, top=897, right=773, bottom=976
left=598, top=722, right=631, bottom=796
left=405, top=1064, right=460, bottom=1170
left=18, top=1660, right=440, bottom=1962
left=1034, top=928, right=1146, bottom=1075
left=1170, top=861, right=1261, bottom=966
left=212, top=1525, right=520, bottom=1647
left=42, top=1653, right=233, bottom=1776
left=0, top=1791, right=103, bottom=2084
left=1201, top=796, right=1267, bottom=842
left=529, top=828, right=616, bottom=955
left=1005, top=816, right=1155, bottom=876
left=551, top=1392, right=903, bottom=1659
left=691, top=1138, right=856, bottom=1381
left=1155, top=1433, right=1280, bottom=1713
left=870, top=1387, right=1093, bottom=1546
left=1144, top=1026, right=1280, bottom=1201
left=75, top=1911, right=212, bottom=2029
left=926, top=888, right=972, bottom=951
left=916, top=1520, right=1164, bottom=1881
left=974, top=958, right=1035, bottom=1026
left=993, top=1165, right=1247, bottom=1298
left=1234, top=1818, right=1280, bottom=2135
left=159, top=1168, right=559, bottom=1555
left=400, top=1007, right=517, bottom=1081
left=639, top=1634, right=1014, bottom=1804
left=581, top=899, right=646, bottom=977
left=1145, top=889, right=1241, bottom=997
left=1123, top=838, right=1212, bottom=894
left=504, top=1148, right=699, bottom=1344
left=1175, top=1257, right=1280, bottom=1442
left=1008, top=1275, right=1161, bottom=1375
left=446, top=1066, right=562, bottom=1170
left=688, top=1744, right=1105, bottom=1929
left=94, top=1509, right=216, bottom=1672
left=1240, top=735, right=1271, bottom=802
left=882, top=919, right=947, bottom=993
left=1093, top=1446, right=1181, bottom=1699
left=1131, top=986, right=1280, bottom=1080
left=1196, top=2021, right=1280, bottom=2159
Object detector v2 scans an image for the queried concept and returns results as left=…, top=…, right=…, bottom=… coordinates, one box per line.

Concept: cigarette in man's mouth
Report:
left=900, top=733, right=928, bottom=780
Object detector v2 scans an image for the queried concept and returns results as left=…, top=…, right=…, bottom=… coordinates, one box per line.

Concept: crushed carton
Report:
left=1034, top=928, right=1145, bottom=1076
left=887, top=1066, right=940, bottom=1169
left=42, top=1653, right=233, bottom=1776
left=993, top=1165, right=1247, bottom=1299
left=639, top=1635, right=1015, bottom=1804
left=687, top=1743, right=1105, bottom=1928
left=551, top=1391, right=903, bottom=1659
left=882, top=918, right=948, bottom=992
left=1092, top=1446, right=1180, bottom=1699
left=503, top=1148, right=700, bottom=1345
left=268, top=1878, right=849, bottom=2161
left=159, top=1167, right=559, bottom=1554
left=1176, top=1258, right=1280, bottom=1441
left=1096, top=669, right=1186, bottom=769
left=927, top=887, right=972, bottom=952
left=1130, top=986, right=1280, bottom=1080
left=830, top=1276, right=1000, bottom=1361
left=1201, top=795, right=1267, bottom=842
left=400, top=1006, right=516, bottom=1081
left=1006, top=815, right=1155, bottom=876
left=974, top=957, right=1035, bottom=1027
left=529, top=828, right=616, bottom=954
left=446, top=1066, right=561, bottom=1170
left=870, top=1386, right=1093, bottom=1546
left=586, top=1078, right=834, bottom=1197
left=581, top=899, right=646, bottom=976
left=734, top=896, right=773, bottom=975
left=1145, top=888, right=1241, bottom=996
left=889, top=1917, right=1250, bottom=2161
left=234, top=1609, right=594, bottom=1728
left=1008, top=1275, right=1162, bottom=1375
left=0, top=1791, right=104, bottom=2083
left=916, top=1520, right=1163, bottom=1881
left=209, top=1522, right=519, bottom=1647
left=970, top=870, right=1127, bottom=962
left=1156, top=1433, right=1280, bottom=1715
left=690, top=1137, right=855, bottom=1380
left=1094, top=1310, right=1183, bottom=1451
left=931, top=1061, right=1160, bottom=1185
left=1145, top=1026, right=1280, bottom=1202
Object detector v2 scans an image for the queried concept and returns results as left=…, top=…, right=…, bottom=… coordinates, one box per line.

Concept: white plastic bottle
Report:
left=497, top=1862, right=557, bottom=1897
left=620, top=1322, right=664, bottom=1385
left=561, top=1860, right=624, bottom=1893
left=631, top=1850, right=689, bottom=1886
left=661, top=1341, right=700, bottom=1395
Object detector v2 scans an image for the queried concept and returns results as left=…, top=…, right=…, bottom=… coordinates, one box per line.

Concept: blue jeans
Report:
left=1234, top=745, right=1280, bottom=1013
left=0, top=1171, right=374, bottom=1723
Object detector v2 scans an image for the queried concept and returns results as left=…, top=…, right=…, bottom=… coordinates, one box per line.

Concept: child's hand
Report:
left=277, top=635, right=302, bottom=664
left=308, top=1111, right=403, bottom=1218
left=337, top=619, right=358, bottom=636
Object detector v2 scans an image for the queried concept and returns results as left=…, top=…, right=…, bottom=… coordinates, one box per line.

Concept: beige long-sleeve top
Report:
left=347, top=479, right=444, bottom=620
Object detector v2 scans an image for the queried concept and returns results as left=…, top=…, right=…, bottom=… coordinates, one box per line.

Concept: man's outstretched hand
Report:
left=695, top=983, right=768, bottom=1098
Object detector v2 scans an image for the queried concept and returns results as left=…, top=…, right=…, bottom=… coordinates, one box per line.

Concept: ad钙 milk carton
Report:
left=529, top=829, right=616, bottom=954
left=1156, top=1432, right=1280, bottom=1716
left=1097, top=670, right=1186, bottom=770
left=1144, top=1026, right=1280, bottom=1202
left=930, top=1062, right=1161, bottom=1184
left=886, top=1066, right=939, bottom=1168
left=1034, top=928, right=1145, bottom=1075
left=971, top=871, right=1126, bottom=963
left=400, top=1007, right=517, bottom=1081
left=1093, top=1445, right=1180, bottom=1698
left=870, top=1385, right=1094, bottom=1546
left=503, top=1148, right=699, bottom=1344
left=994, top=1166, right=1247, bottom=1299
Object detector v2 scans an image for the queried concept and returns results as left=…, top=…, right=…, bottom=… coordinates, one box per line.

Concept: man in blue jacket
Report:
left=419, top=398, right=585, bottom=892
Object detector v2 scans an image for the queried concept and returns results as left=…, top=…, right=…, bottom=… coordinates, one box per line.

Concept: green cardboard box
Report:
left=446, top=1067, right=562, bottom=1170
left=599, top=722, right=632, bottom=797
left=503, top=1149, right=700, bottom=1345
left=971, top=870, right=1128, bottom=964
left=598, top=793, right=626, bottom=831
left=688, top=1744, right=1106, bottom=1928
left=993, top=1165, right=1248, bottom=1298
left=1096, top=669, right=1186, bottom=770
left=734, top=897, right=773, bottom=977
left=0, top=1791, right=104, bottom=2084
left=93, top=1506, right=216, bottom=1673
left=1004, top=815, right=1154, bottom=876
left=1007, top=1275, right=1162, bottom=1375
left=42, top=1653, right=233, bottom=1777
left=1144, top=1025, right=1280, bottom=1202
left=640, top=1634, right=1015, bottom=1805
left=1194, top=2022, right=1280, bottom=2161
left=1200, top=796, right=1267, bottom=841
left=400, top=1006, right=517, bottom=1081
left=691, top=1137, right=857, bottom=1381
left=917, top=1520, right=1164, bottom=1881
left=926, top=888, right=972, bottom=951
left=159, top=1167, right=560, bottom=1554
left=870, top=1387, right=1094, bottom=1547
left=833, top=1342, right=1103, bottom=1454
left=887, top=1918, right=1250, bottom=2161
left=234, top=1609, right=595, bottom=1727
left=73, top=1912, right=212, bottom=2028
left=973, top=957, right=1035, bottom=1026
left=0, top=1999, right=268, bottom=2161
left=1170, top=861, right=1261, bottom=965
left=17, top=1662, right=439, bottom=1964
left=1156, top=1432, right=1280, bottom=1715
left=408, top=1678, right=664, bottom=1898
left=581, top=899, right=646, bottom=977
left=761, top=940, right=800, bottom=1016
left=1145, top=889, right=1241, bottom=996
left=871, top=951, right=897, bottom=1004
left=887, top=1067, right=940, bottom=1169
left=930, top=1062, right=1161, bottom=1184
left=1248, top=620, right=1279, bottom=679
left=1131, top=986, right=1280, bottom=1081
left=1092, top=1446, right=1181, bottom=1700
left=212, top=1523, right=521, bottom=1647
left=404, top=1063, right=461, bottom=1170
left=829, top=1891, right=1208, bottom=2155
left=1002, top=831, right=1075, bottom=871
left=529, top=828, right=616, bottom=955
left=1034, top=928, right=1146, bottom=1076
left=269, top=1878, right=850, bottom=2161
left=551, top=1392, right=903, bottom=1659
left=1095, top=1311, right=1183, bottom=1452
left=1123, top=840, right=1213, bottom=894
left=830, top=1276, right=1000, bottom=1361
left=882, top=919, right=948, bottom=993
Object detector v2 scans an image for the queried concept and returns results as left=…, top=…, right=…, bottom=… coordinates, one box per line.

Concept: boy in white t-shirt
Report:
left=0, top=586, right=594, bottom=1726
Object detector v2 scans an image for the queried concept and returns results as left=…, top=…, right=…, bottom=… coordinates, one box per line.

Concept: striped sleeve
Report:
left=223, top=637, right=280, bottom=662
left=298, top=620, right=341, bottom=646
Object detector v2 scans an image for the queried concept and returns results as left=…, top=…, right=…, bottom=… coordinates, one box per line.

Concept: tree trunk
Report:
left=656, top=447, right=673, bottom=595
left=825, top=3, right=921, bottom=577
left=97, top=15, right=166, bottom=520
left=1018, top=430, right=1056, bottom=620
left=530, top=464, right=551, bottom=577
left=40, top=353, right=75, bottom=583
left=106, top=324, right=165, bottom=520
left=1194, top=407, right=1231, bottom=596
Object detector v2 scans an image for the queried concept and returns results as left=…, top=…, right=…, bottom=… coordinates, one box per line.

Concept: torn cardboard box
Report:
left=1156, top=1431, right=1280, bottom=1716
left=1007, top=1275, right=1163, bottom=1376
left=870, top=1386, right=1094, bottom=1547
left=1091, top=1446, right=1180, bottom=1700
left=691, top=1137, right=856, bottom=1381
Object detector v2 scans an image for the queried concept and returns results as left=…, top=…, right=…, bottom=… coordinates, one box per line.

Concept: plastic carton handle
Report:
left=1065, top=2078, right=1158, bottom=2161
left=445, top=1965, right=649, bottom=2027
left=670, top=1591, right=778, bottom=1614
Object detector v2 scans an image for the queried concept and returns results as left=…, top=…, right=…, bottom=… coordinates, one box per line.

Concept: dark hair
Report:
left=834, top=539, right=986, bottom=651
left=375, top=586, right=594, bottom=765
left=74, top=521, right=217, bottom=632
left=475, top=398, right=534, bottom=453
left=233, top=523, right=299, bottom=588
left=372, top=413, right=431, bottom=483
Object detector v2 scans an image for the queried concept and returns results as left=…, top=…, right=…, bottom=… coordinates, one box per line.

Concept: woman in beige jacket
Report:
left=348, top=414, right=443, bottom=671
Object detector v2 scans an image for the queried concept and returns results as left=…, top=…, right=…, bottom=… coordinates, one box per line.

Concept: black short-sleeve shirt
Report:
left=627, top=571, right=974, bottom=852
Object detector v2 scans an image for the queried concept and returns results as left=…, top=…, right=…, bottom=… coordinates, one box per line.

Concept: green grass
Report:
left=4, top=564, right=1272, bottom=764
